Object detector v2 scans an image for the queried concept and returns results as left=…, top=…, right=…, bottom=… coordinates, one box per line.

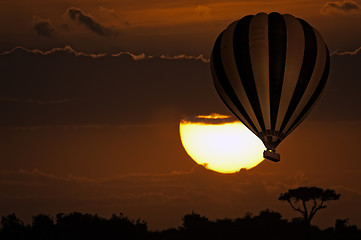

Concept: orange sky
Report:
left=1, top=0, right=361, bottom=53
left=0, top=0, right=360, bottom=230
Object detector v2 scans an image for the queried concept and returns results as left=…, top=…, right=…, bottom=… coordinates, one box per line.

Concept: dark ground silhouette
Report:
left=1, top=209, right=360, bottom=240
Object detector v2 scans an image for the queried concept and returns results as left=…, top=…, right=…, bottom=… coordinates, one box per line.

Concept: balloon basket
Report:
left=263, top=150, right=280, bottom=162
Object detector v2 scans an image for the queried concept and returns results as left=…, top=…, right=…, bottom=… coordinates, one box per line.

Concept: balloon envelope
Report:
left=210, top=12, right=330, bottom=161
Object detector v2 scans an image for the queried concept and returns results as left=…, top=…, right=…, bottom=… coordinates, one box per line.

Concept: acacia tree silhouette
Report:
left=279, top=186, right=340, bottom=227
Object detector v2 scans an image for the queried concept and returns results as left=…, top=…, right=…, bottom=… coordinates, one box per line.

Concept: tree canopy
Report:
left=279, top=186, right=340, bottom=226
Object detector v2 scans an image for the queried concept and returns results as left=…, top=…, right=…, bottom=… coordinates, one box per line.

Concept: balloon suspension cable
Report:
left=263, top=148, right=280, bottom=162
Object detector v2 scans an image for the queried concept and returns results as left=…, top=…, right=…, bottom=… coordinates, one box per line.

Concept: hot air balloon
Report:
left=210, top=12, right=330, bottom=162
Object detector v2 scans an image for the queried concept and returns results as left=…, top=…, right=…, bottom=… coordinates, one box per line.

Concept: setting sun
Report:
left=179, top=114, right=265, bottom=173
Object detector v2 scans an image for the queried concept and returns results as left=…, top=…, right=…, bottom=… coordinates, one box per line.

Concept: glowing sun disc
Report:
left=179, top=114, right=265, bottom=173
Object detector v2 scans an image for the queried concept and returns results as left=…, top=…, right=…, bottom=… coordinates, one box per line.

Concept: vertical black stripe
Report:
left=268, top=12, right=287, bottom=131
left=284, top=46, right=330, bottom=136
left=233, top=15, right=266, bottom=132
left=211, top=31, right=258, bottom=133
left=279, top=18, right=317, bottom=133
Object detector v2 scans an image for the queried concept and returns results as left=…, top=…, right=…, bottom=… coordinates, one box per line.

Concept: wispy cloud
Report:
left=160, top=53, right=210, bottom=63
left=0, top=166, right=301, bottom=204
left=1, top=46, right=106, bottom=58
left=66, top=7, right=119, bottom=37
left=331, top=46, right=361, bottom=56
left=99, top=6, right=119, bottom=19
left=0, top=46, right=210, bottom=62
left=321, top=1, right=361, bottom=14
left=111, top=51, right=149, bottom=60
left=194, top=5, right=211, bottom=18
left=32, top=17, right=56, bottom=38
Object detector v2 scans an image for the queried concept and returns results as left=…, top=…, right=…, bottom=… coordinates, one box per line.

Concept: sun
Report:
left=179, top=114, right=265, bottom=173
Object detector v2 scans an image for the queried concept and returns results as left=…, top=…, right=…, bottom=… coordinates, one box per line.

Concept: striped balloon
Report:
left=210, top=12, right=330, bottom=162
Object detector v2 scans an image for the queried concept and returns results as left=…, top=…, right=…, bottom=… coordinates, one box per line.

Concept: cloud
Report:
left=194, top=5, right=211, bottom=18
left=331, top=46, right=361, bottom=56
left=1, top=46, right=106, bottom=58
left=32, top=17, right=56, bottom=38
left=0, top=45, right=220, bottom=127
left=0, top=167, right=294, bottom=225
left=111, top=51, right=148, bottom=60
left=321, top=1, right=361, bottom=14
left=160, top=53, right=210, bottom=63
left=66, top=7, right=119, bottom=37
left=99, top=6, right=119, bottom=19
left=0, top=45, right=360, bottom=128
left=181, top=113, right=237, bottom=124
left=1, top=46, right=210, bottom=62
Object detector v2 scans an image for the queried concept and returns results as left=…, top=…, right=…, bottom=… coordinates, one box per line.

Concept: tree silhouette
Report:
left=32, top=214, right=55, bottom=240
left=279, top=186, right=340, bottom=227
left=1, top=210, right=360, bottom=240
left=0, top=213, right=27, bottom=240
left=182, top=211, right=210, bottom=231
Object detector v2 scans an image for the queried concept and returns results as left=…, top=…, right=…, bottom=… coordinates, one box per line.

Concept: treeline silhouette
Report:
left=1, top=210, right=360, bottom=240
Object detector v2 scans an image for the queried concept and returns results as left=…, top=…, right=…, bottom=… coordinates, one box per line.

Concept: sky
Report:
left=0, top=0, right=361, bottom=230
